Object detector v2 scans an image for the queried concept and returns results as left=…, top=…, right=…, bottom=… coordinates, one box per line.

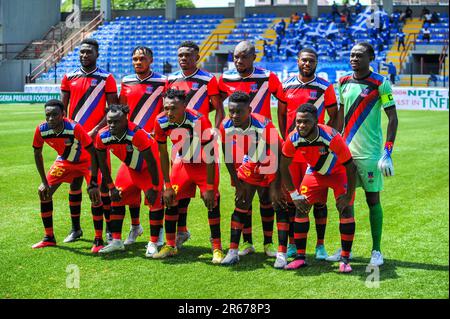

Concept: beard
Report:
left=299, top=66, right=316, bottom=78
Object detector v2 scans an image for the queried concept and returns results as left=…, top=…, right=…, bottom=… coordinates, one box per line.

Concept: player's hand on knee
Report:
left=271, top=190, right=287, bottom=211
left=38, top=182, right=51, bottom=201
left=110, top=187, right=122, bottom=202
left=87, top=181, right=100, bottom=205
left=293, top=197, right=311, bottom=214
left=145, top=189, right=157, bottom=206
left=163, top=188, right=176, bottom=207
left=203, top=190, right=215, bottom=211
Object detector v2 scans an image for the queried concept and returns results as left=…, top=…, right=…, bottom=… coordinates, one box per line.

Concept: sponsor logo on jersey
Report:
left=361, top=88, right=370, bottom=97
left=319, top=146, right=327, bottom=155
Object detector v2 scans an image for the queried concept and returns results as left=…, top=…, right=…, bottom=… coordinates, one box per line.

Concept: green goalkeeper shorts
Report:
left=354, top=159, right=384, bottom=192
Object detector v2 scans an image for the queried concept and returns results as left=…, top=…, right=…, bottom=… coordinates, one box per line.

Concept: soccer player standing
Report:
left=218, top=41, right=284, bottom=257
left=119, top=46, right=166, bottom=246
left=93, top=105, right=162, bottom=256
left=218, top=92, right=287, bottom=267
left=32, top=100, right=102, bottom=251
left=277, top=48, right=339, bottom=260
left=166, top=41, right=225, bottom=247
left=61, top=38, right=119, bottom=243
left=281, top=104, right=357, bottom=272
left=153, top=89, right=224, bottom=264
left=333, top=42, right=398, bottom=266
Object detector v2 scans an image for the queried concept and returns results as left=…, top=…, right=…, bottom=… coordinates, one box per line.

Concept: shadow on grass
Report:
left=282, top=255, right=449, bottom=282
left=50, top=241, right=449, bottom=280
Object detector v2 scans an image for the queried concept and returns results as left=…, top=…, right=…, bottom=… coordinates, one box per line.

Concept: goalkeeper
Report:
left=334, top=42, right=398, bottom=267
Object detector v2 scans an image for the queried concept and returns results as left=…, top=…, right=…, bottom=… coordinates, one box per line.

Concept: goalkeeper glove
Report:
left=378, top=142, right=394, bottom=177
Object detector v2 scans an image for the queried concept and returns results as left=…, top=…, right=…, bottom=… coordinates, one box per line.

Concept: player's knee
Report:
left=295, top=209, right=308, bottom=219
left=365, top=192, right=380, bottom=207
left=339, top=206, right=354, bottom=219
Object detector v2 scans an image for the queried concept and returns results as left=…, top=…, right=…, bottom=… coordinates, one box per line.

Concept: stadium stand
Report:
left=38, top=14, right=225, bottom=82
left=36, top=9, right=448, bottom=88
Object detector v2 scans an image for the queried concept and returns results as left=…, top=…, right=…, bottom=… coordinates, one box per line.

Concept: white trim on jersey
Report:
left=134, top=86, right=165, bottom=125
left=186, top=85, right=208, bottom=110
left=74, top=80, right=106, bottom=123
left=249, top=81, right=269, bottom=111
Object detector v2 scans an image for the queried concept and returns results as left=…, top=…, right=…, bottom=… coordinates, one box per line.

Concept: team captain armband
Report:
left=381, top=93, right=394, bottom=105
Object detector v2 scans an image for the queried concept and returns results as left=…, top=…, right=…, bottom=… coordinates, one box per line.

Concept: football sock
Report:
left=276, top=208, right=289, bottom=253
left=208, top=197, right=221, bottom=250
left=287, top=204, right=296, bottom=245
left=230, top=207, right=247, bottom=249
left=129, top=206, right=140, bottom=226
left=69, top=189, right=82, bottom=231
left=164, top=205, right=178, bottom=247
left=369, top=203, right=383, bottom=252
left=260, top=203, right=274, bottom=245
left=313, top=204, right=328, bottom=246
left=177, top=198, right=190, bottom=233
left=40, top=200, right=54, bottom=237
left=242, top=204, right=253, bottom=244
left=339, top=215, right=356, bottom=258
left=91, top=203, right=103, bottom=239
left=101, top=192, right=111, bottom=232
left=149, top=209, right=164, bottom=243
left=110, top=205, right=125, bottom=240
left=294, top=214, right=310, bottom=258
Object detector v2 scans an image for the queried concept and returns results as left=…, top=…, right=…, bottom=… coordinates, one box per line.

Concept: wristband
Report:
left=107, top=182, right=115, bottom=190
left=384, top=142, right=394, bottom=154
left=206, top=184, right=214, bottom=191
left=289, top=190, right=300, bottom=200
left=164, top=182, right=172, bottom=190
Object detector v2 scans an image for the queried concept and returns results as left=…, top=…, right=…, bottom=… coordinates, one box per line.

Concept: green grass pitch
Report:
left=0, top=104, right=448, bottom=299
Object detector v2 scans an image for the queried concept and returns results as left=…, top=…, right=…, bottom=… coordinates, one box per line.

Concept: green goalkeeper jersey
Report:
left=338, top=71, right=395, bottom=160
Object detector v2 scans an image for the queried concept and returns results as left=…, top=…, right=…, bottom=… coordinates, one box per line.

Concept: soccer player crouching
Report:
left=219, top=92, right=287, bottom=266
left=94, top=104, right=163, bottom=256
left=280, top=104, right=357, bottom=273
left=32, top=99, right=103, bottom=252
left=153, top=89, right=224, bottom=263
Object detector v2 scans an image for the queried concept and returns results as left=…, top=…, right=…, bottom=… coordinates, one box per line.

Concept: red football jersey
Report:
left=219, top=113, right=280, bottom=165
left=154, top=109, right=214, bottom=163
left=61, top=67, right=117, bottom=132
left=277, top=75, right=338, bottom=137
left=95, top=122, right=155, bottom=172
left=282, top=124, right=352, bottom=175
left=33, top=118, right=92, bottom=163
left=119, top=72, right=166, bottom=134
left=218, top=67, right=282, bottom=120
left=166, top=69, right=219, bottom=117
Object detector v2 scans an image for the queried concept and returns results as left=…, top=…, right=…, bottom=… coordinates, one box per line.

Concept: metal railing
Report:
left=399, top=32, right=419, bottom=72
left=438, top=39, right=449, bottom=86
left=27, top=12, right=104, bottom=83
left=0, top=43, right=30, bottom=60
left=199, top=32, right=231, bottom=64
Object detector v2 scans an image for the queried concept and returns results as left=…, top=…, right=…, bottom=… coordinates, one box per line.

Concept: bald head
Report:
left=233, top=41, right=256, bottom=76
left=234, top=41, right=256, bottom=56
